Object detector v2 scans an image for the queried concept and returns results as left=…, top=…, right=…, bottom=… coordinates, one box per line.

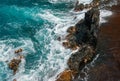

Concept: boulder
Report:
left=56, top=69, right=78, bottom=81
left=15, top=48, right=23, bottom=54
left=8, top=59, right=21, bottom=75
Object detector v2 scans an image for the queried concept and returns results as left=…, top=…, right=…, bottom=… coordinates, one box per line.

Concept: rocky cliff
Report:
left=56, top=8, right=100, bottom=81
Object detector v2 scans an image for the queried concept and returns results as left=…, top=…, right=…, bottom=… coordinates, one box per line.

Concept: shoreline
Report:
left=56, top=6, right=100, bottom=81
left=55, top=1, right=120, bottom=81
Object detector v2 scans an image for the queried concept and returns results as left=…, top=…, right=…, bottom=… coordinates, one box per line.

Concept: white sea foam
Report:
left=100, top=10, right=113, bottom=23
left=48, top=0, right=75, bottom=3
left=14, top=8, right=86, bottom=81
left=48, top=0, right=93, bottom=4
left=37, top=11, right=61, bottom=24
left=78, top=0, right=93, bottom=5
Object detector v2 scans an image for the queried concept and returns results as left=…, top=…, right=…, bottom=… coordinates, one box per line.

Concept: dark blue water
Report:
left=0, top=0, right=76, bottom=81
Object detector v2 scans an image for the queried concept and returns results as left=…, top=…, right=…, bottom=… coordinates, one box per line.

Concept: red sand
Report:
left=100, top=4, right=120, bottom=66
left=88, top=4, right=120, bottom=81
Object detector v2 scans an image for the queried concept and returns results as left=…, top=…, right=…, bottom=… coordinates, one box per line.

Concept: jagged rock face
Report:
left=85, top=8, right=100, bottom=27
left=74, top=0, right=100, bottom=11
left=65, top=8, right=99, bottom=50
left=75, top=8, right=99, bottom=48
left=67, top=46, right=95, bottom=72
left=67, top=8, right=99, bottom=73
left=64, top=8, right=99, bottom=50
left=56, top=8, right=100, bottom=81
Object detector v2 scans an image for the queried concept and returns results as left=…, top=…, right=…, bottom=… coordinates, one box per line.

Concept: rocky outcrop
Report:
left=8, top=48, right=23, bottom=75
left=8, top=58, right=21, bottom=75
left=67, top=45, right=95, bottom=72
left=14, top=48, right=23, bottom=54
left=63, top=8, right=99, bottom=50
left=74, top=0, right=100, bottom=11
left=56, top=69, right=78, bottom=81
left=74, top=0, right=112, bottom=11
left=56, top=8, right=100, bottom=81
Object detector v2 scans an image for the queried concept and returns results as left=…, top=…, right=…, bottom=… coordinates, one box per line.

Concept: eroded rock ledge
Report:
left=56, top=8, right=100, bottom=81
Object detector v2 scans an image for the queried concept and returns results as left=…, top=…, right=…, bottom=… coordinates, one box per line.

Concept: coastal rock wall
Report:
left=56, top=8, right=100, bottom=81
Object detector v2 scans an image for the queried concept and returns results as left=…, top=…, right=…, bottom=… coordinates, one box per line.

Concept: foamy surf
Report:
left=100, top=10, right=113, bottom=23
left=48, top=0, right=75, bottom=3
left=78, top=0, right=93, bottom=5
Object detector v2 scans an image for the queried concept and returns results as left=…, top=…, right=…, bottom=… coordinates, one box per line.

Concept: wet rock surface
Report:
left=56, top=8, right=100, bottom=81
left=63, top=8, right=100, bottom=50
left=8, top=48, right=24, bottom=81
left=67, top=45, right=95, bottom=72
left=8, top=59, right=21, bottom=75
left=56, top=69, right=78, bottom=81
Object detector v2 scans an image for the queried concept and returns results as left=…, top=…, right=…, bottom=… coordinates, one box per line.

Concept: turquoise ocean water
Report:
left=0, top=0, right=79, bottom=81
left=0, top=0, right=114, bottom=81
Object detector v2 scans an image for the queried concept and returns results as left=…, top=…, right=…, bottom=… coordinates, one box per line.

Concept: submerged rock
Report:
left=8, top=48, right=24, bottom=75
left=8, top=59, right=21, bottom=75
left=15, top=48, right=23, bottom=54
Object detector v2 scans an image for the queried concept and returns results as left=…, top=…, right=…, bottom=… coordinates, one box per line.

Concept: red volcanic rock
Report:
left=56, top=69, right=78, bottom=81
